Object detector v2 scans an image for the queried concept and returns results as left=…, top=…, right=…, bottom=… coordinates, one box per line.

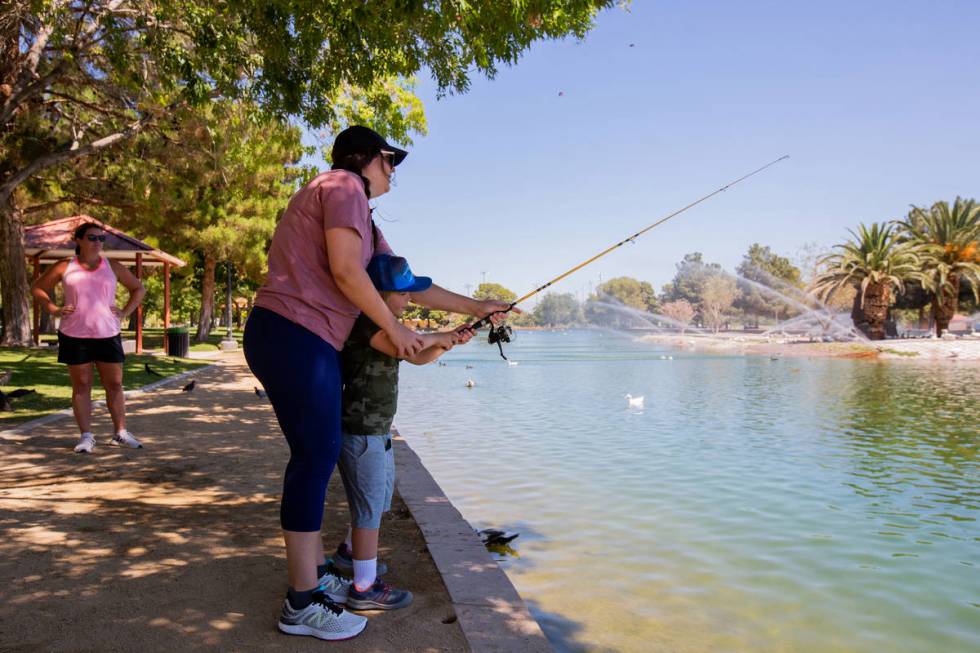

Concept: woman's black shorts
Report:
left=57, top=331, right=126, bottom=365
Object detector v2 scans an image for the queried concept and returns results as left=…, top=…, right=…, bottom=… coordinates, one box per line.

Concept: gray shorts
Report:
left=338, top=432, right=394, bottom=529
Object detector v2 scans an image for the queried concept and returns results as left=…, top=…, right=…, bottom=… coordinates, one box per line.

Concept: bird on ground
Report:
left=465, top=365, right=474, bottom=369
left=254, top=386, right=267, bottom=398
left=145, top=363, right=163, bottom=377
left=0, top=388, right=35, bottom=412
left=437, top=361, right=447, bottom=367
left=465, top=379, right=476, bottom=388
left=478, top=528, right=519, bottom=547
left=182, top=380, right=196, bottom=392
left=625, top=393, right=644, bottom=408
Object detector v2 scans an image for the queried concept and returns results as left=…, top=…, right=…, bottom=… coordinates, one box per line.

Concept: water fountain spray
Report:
left=463, top=156, right=791, bottom=358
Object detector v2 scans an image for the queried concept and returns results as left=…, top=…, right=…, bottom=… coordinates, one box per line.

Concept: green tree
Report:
left=898, top=197, right=980, bottom=336
left=701, top=275, right=740, bottom=333
left=123, top=102, right=307, bottom=341
left=735, top=243, right=802, bottom=324
left=473, top=282, right=517, bottom=304
left=660, top=252, right=723, bottom=313
left=595, top=276, right=657, bottom=312
left=1, top=0, right=613, bottom=344
left=533, top=292, right=582, bottom=327
left=811, top=223, right=921, bottom=340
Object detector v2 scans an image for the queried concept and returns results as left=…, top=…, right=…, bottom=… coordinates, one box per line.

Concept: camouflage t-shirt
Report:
left=341, top=314, right=399, bottom=435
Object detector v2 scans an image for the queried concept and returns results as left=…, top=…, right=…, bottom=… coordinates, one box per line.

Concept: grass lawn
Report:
left=0, top=348, right=208, bottom=428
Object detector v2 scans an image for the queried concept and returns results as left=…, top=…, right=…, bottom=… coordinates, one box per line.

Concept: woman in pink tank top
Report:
left=31, top=223, right=146, bottom=453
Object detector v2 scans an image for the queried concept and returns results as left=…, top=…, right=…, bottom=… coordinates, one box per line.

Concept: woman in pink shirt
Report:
left=245, top=126, right=511, bottom=640
left=31, top=223, right=146, bottom=453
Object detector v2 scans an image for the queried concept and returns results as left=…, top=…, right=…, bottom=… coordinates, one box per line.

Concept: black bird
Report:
left=477, top=528, right=519, bottom=547
left=182, top=380, right=196, bottom=392
left=254, top=386, right=267, bottom=398
left=145, top=363, right=163, bottom=377
left=0, top=388, right=35, bottom=412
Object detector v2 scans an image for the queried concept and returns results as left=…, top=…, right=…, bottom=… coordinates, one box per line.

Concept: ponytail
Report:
left=331, top=152, right=376, bottom=200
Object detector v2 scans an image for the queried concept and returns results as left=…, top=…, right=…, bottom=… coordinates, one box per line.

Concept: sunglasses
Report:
left=85, top=235, right=107, bottom=242
left=380, top=150, right=396, bottom=167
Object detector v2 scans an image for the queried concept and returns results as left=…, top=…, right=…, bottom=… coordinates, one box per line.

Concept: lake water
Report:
left=396, top=329, right=979, bottom=653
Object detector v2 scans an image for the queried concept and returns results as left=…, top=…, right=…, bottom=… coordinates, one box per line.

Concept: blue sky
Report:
left=303, top=1, right=979, bottom=302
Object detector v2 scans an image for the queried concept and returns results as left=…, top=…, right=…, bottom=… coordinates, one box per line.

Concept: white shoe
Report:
left=318, top=563, right=353, bottom=603
left=109, top=430, right=143, bottom=449
left=73, top=433, right=96, bottom=453
left=278, top=591, right=367, bottom=641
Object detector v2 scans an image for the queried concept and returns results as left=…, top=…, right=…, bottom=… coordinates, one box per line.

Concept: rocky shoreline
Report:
left=638, top=332, right=980, bottom=361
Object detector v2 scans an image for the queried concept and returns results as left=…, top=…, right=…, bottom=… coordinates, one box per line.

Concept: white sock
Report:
left=344, top=527, right=352, bottom=551
left=80, top=432, right=94, bottom=440
left=352, top=558, right=377, bottom=592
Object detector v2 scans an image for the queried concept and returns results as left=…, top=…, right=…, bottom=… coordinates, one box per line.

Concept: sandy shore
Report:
left=0, top=354, right=468, bottom=652
left=638, top=332, right=980, bottom=361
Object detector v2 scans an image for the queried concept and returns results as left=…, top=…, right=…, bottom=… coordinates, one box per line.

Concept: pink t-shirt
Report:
left=59, top=256, right=121, bottom=339
left=254, top=170, right=393, bottom=350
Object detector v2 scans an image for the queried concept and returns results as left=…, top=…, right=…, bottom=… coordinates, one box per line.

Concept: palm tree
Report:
left=899, top=197, right=980, bottom=336
left=811, top=223, right=921, bottom=340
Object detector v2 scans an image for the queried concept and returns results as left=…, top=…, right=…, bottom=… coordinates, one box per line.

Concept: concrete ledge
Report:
left=393, top=427, right=552, bottom=653
left=0, top=364, right=216, bottom=438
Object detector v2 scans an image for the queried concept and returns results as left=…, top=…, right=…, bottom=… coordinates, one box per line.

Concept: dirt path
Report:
left=0, top=354, right=466, bottom=652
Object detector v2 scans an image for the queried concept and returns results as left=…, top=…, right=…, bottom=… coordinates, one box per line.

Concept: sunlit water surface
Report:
left=396, top=330, right=979, bottom=653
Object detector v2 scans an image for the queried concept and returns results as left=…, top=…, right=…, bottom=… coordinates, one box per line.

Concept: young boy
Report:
left=333, top=254, right=471, bottom=610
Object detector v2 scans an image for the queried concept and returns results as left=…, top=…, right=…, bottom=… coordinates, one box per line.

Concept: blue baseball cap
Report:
left=367, top=254, right=432, bottom=293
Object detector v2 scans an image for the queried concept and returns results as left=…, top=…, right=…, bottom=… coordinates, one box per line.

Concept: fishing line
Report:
left=463, top=155, right=790, bottom=357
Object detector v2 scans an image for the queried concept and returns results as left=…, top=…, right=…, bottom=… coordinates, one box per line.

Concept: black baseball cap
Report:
left=331, top=125, right=408, bottom=167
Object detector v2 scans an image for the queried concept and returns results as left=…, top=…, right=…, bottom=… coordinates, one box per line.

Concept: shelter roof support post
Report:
left=163, top=262, right=171, bottom=355
left=31, top=255, right=41, bottom=345
left=135, top=253, right=143, bottom=354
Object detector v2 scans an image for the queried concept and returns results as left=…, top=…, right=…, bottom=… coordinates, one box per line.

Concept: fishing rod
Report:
left=463, top=155, right=790, bottom=358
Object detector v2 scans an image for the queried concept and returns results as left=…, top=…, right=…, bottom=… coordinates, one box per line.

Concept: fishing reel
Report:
left=487, top=323, right=515, bottom=360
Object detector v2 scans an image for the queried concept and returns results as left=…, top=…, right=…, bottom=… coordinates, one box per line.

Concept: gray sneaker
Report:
left=278, top=591, right=367, bottom=641
left=346, top=578, right=413, bottom=611
left=318, top=562, right=352, bottom=603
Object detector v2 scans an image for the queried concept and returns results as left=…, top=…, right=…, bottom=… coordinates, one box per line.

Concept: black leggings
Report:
left=244, top=307, right=342, bottom=532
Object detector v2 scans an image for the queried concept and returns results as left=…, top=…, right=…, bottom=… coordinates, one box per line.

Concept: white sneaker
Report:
left=109, top=430, right=143, bottom=449
left=278, top=591, right=367, bottom=641
left=73, top=433, right=96, bottom=453
left=318, top=563, right=352, bottom=603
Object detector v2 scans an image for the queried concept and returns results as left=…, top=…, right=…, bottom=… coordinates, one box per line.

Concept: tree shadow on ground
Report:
left=0, top=359, right=465, bottom=652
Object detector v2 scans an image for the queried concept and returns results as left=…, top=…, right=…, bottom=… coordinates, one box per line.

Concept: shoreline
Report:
left=636, top=332, right=980, bottom=361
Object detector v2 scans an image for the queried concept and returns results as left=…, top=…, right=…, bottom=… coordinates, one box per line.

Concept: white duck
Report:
left=465, top=379, right=476, bottom=388
left=625, top=393, right=644, bottom=408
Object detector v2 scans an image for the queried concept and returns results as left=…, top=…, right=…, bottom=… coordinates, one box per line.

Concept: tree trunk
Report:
left=862, top=282, right=890, bottom=340
left=0, top=198, right=33, bottom=346
left=932, top=276, right=959, bottom=336
left=195, top=254, right=217, bottom=343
